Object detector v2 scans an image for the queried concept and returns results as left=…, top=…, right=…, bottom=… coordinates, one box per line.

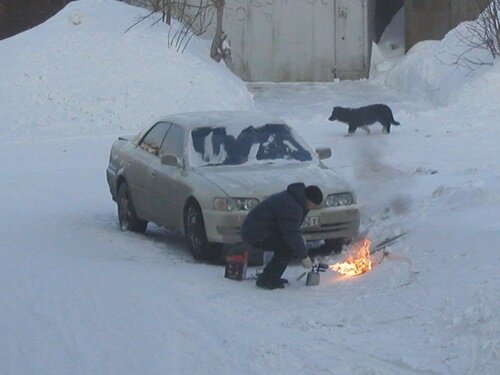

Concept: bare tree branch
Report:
left=210, top=0, right=225, bottom=62
left=123, top=0, right=229, bottom=60
left=124, top=9, right=157, bottom=33
left=460, top=0, right=500, bottom=58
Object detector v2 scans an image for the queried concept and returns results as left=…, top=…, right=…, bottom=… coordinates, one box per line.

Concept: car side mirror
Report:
left=315, top=147, right=332, bottom=160
left=160, top=153, right=182, bottom=168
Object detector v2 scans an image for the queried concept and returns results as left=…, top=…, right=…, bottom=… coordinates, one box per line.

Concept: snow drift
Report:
left=0, top=0, right=254, bottom=140
left=384, top=11, right=498, bottom=108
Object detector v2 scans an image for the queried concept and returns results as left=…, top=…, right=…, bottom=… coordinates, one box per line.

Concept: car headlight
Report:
left=213, top=197, right=260, bottom=211
left=325, top=193, right=354, bottom=207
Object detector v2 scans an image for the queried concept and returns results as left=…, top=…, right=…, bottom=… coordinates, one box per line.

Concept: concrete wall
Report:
left=405, top=0, right=485, bottom=51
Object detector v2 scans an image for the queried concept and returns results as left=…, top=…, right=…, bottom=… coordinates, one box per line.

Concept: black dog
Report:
left=328, top=104, right=400, bottom=135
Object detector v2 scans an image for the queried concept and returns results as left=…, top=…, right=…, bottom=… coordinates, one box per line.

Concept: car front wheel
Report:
left=117, top=182, right=147, bottom=233
left=185, top=203, right=222, bottom=262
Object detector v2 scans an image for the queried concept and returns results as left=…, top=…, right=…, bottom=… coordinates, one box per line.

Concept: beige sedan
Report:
left=106, top=111, right=360, bottom=261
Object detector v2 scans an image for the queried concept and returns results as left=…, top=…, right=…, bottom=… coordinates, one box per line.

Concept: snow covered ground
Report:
left=0, top=1, right=498, bottom=374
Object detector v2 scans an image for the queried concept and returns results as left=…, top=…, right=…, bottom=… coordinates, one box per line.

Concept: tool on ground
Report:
left=296, top=262, right=328, bottom=286
left=370, top=231, right=408, bottom=255
left=306, top=262, right=329, bottom=286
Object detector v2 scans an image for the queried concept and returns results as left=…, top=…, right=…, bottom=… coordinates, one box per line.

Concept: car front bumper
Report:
left=202, top=206, right=360, bottom=244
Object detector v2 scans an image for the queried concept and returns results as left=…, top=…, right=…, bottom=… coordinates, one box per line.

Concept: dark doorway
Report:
left=374, top=0, right=404, bottom=43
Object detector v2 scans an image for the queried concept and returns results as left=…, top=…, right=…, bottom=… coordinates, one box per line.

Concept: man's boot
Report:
left=273, top=261, right=289, bottom=287
left=256, top=259, right=288, bottom=290
left=256, top=275, right=284, bottom=290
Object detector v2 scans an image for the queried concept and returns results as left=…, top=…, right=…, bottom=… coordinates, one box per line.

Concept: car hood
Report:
left=194, top=162, right=354, bottom=199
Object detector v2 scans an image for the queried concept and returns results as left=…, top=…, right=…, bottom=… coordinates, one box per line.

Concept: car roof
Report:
left=155, top=110, right=287, bottom=130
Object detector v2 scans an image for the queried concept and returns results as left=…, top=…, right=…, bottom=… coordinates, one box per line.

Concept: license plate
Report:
left=302, top=215, right=320, bottom=228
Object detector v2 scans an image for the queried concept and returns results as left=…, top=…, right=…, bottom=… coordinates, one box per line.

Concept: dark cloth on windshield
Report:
left=191, top=125, right=312, bottom=166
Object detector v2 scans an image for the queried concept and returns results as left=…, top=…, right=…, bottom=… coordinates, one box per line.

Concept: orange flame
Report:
left=330, top=238, right=372, bottom=276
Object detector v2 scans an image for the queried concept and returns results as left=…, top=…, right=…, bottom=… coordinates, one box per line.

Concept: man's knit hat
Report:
left=305, top=185, right=323, bottom=205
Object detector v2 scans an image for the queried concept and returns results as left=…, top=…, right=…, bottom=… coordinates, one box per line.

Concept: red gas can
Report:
left=224, top=251, right=248, bottom=281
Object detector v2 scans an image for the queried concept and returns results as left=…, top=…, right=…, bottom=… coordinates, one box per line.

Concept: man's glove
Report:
left=301, top=257, right=314, bottom=269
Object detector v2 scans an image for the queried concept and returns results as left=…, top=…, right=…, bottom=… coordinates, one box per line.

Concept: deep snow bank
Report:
left=0, top=0, right=253, bottom=140
left=384, top=11, right=498, bottom=109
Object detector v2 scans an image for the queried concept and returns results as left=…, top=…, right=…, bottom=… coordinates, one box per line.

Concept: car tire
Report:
left=185, top=203, right=222, bottom=262
left=324, top=238, right=346, bottom=255
left=117, top=182, right=148, bottom=233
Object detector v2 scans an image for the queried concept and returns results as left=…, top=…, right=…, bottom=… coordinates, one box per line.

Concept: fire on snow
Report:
left=330, top=238, right=372, bottom=276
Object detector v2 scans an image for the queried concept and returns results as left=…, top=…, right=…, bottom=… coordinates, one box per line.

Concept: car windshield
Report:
left=189, top=123, right=313, bottom=167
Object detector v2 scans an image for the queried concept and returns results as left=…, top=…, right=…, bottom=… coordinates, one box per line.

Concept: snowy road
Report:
left=1, top=81, right=498, bottom=375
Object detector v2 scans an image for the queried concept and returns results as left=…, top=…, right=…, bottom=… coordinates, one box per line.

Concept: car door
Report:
left=149, top=123, right=187, bottom=228
left=126, top=122, right=171, bottom=220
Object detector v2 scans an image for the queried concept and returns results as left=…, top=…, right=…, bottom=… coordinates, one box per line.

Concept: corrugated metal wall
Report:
left=223, top=0, right=372, bottom=82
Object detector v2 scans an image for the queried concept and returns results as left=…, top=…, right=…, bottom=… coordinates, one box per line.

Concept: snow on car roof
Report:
left=156, top=111, right=287, bottom=132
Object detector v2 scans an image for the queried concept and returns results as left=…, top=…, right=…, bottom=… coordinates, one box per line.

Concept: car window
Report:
left=160, top=124, right=184, bottom=158
left=189, top=124, right=312, bottom=167
left=139, top=122, right=171, bottom=156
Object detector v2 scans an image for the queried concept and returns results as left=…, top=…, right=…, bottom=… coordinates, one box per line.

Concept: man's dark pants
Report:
left=254, top=233, right=294, bottom=284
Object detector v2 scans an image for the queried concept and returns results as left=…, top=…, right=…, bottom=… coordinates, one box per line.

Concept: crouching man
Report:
left=241, top=183, right=322, bottom=290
